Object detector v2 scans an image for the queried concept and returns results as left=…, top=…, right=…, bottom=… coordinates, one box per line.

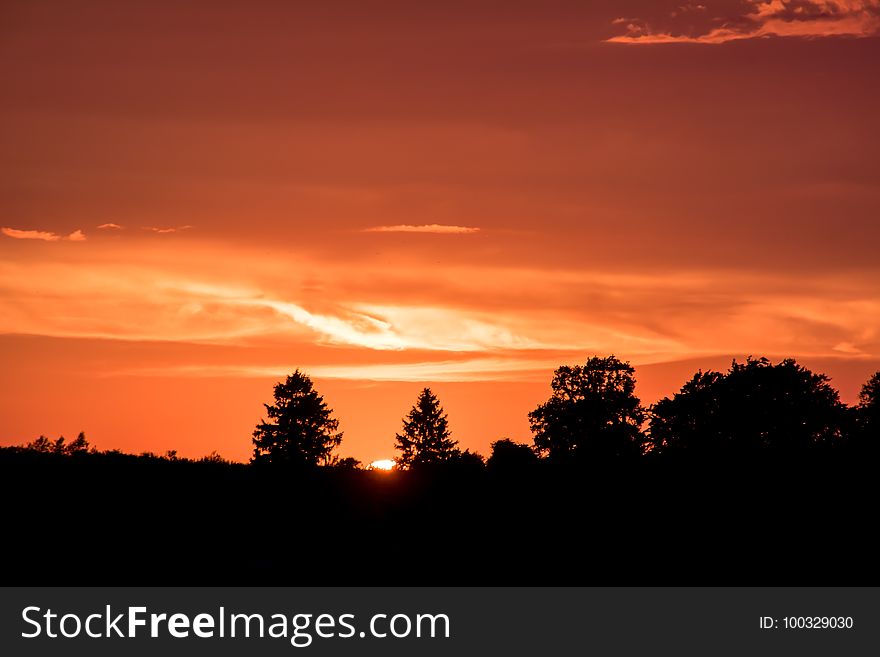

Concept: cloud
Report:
left=1, top=241, right=878, bottom=379
left=97, top=223, right=123, bottom=230
left=832, top=341, right=867, bottom=355
left=363, top=224, right=480, bottom=234
left=111, top=357, right=560, bottom=383
left=2, top=227, right=86, bottom=242
left=2, top=227, right=62, bottom=241
left=607, top=0, right=880, bottom=44
left=144, top=225, right=193, bottom=234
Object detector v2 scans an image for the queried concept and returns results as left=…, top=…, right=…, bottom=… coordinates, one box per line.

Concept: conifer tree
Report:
left=252, top=370, right=342, bottom=467
left=394, top=388, right=459, bottom=468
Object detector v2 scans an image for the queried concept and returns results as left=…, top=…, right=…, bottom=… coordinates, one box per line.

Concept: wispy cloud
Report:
left=97, top=223, right=123, bottom=230
left=2, top=227, right=86, bottom=242
left=607, top=0, right=880, bottom=44
left=165, top=285, right=548, bottom=352
left=363, top=224, right=480, bottom=234
left=111, top=357, right=560, bottom=383
left=144, top=225, right=193, bottom=234
left=832, top=341, right=868, bottom=355
left=0, top=242, right=877, bottom=373
left=2, top=228, right=62, bottom=242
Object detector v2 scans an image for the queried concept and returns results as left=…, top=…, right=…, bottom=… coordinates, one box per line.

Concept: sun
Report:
left=369, top=459, right=396, bottom=471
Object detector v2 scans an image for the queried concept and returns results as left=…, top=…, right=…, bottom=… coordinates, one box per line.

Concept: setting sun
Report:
left=369, top=459, right=396, bottom=472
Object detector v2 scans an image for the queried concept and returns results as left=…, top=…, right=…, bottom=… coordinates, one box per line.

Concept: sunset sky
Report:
left=2, top=0, right=879, bottom=463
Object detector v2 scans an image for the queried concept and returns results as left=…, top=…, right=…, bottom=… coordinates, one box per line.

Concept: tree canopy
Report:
left=648, top=357, right=847, bottom=459
left=487, top=438, right=538, bottom=472
left=855, top=370, right=880, bottom=451
left=529, top=355, right=645, bottom=463
left=252, top=370, right=343, bottom=467
left=394, top=388, right=460, bottom=468
left=26, top=432, right=90, bottom=455
left=858, top=370, right=880, bottom=425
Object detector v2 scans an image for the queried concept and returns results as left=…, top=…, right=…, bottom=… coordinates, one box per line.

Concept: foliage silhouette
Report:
left=487, top=438, right=538, bottom=473
left=6, top=357, right=880, bottom=586
left=443, top=448, right=485, bottom=473
left=855, top=370, right=880, bottom=454
left=200, top=450, right=229, bottom=464
left=252, top=370, right=343, bottom=468
left=26, top=431, right=90, bottom=455
left=858, top=370, right=880, bottom=427
left=529, top=355, right=645, bottom=464
left=394, top=387, right=459, bottom=469
left=648, top=357, right=847, bottom=459
left=327, top=455, right=363, bottom=470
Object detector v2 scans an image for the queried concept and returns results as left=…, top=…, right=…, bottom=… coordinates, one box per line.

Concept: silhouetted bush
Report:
left=25, top=431, right=90, bottom=455
left=440, top=448, right=485, bottom=473
left=487, top=438, right=538, bottom=473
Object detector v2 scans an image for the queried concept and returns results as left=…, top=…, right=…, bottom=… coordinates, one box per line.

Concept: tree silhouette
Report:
left=25, top=432, right=90, bottom=455
left=529, top=355, right=645, bottom=463
left=855, top=370, right=880, bottom=453
left=487, top=438, right=538, bottom=472
left=858, top=371, right=880, bottom=424
left=394, top=388, right=459, bottom=468
left=326, top=455, right=362, bottom=470
left=252, top=371, right=342, bottom=467
left=447, top=448, right=485, bottom=470
left=648, top=357, right=847, bottom=459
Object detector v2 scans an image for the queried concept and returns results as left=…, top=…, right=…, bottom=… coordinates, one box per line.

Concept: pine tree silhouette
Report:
left=252, top=370, right=343, bottom=467
left=394, top=388, right=459, bottom=468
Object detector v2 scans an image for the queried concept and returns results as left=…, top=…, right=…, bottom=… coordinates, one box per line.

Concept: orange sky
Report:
left=2, top=1, right=879, bottom=463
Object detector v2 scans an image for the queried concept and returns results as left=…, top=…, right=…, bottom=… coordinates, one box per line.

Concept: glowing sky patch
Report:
left=364, top=224, right=481, bottom=234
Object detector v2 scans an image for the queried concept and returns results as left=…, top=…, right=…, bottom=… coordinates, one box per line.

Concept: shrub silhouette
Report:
left=487, top=438, right=538, bottom=472
left=648, top=357, right=847, bottom=459
left=328, top=456, right=363, bottom=470
left=26, top=431, right=90, bottom=455
left=445, top=448, right=485, bottom=471
left=529, top=355, right=645, bottom=464
left=394, top=388, right=459, bottom=469
left=252, top=370, right=343, bottom=467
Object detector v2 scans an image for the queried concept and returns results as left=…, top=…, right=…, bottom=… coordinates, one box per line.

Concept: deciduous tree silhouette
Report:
left=394, top=388, right=459, bottom=468
left=487, top=438, right=538, bottom=472
left=855, top=370, right=880, bottom=453
left=446, top=448, right=485, bottom=471
left=648, top=357, right=847, bottom=459
left=252, top=370, right=342, bottom=467
left=858, top=371, right=880, bottom=425
left=529, top=356, right=645, bottom=463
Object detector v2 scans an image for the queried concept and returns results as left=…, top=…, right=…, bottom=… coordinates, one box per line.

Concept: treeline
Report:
left=7, top=431, right=232, bottom=465
left=10, top=355, right=880, bottom=470
left=4, top=355, right=879, bottom=585
left=250, top=356, right=880, bottom=471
